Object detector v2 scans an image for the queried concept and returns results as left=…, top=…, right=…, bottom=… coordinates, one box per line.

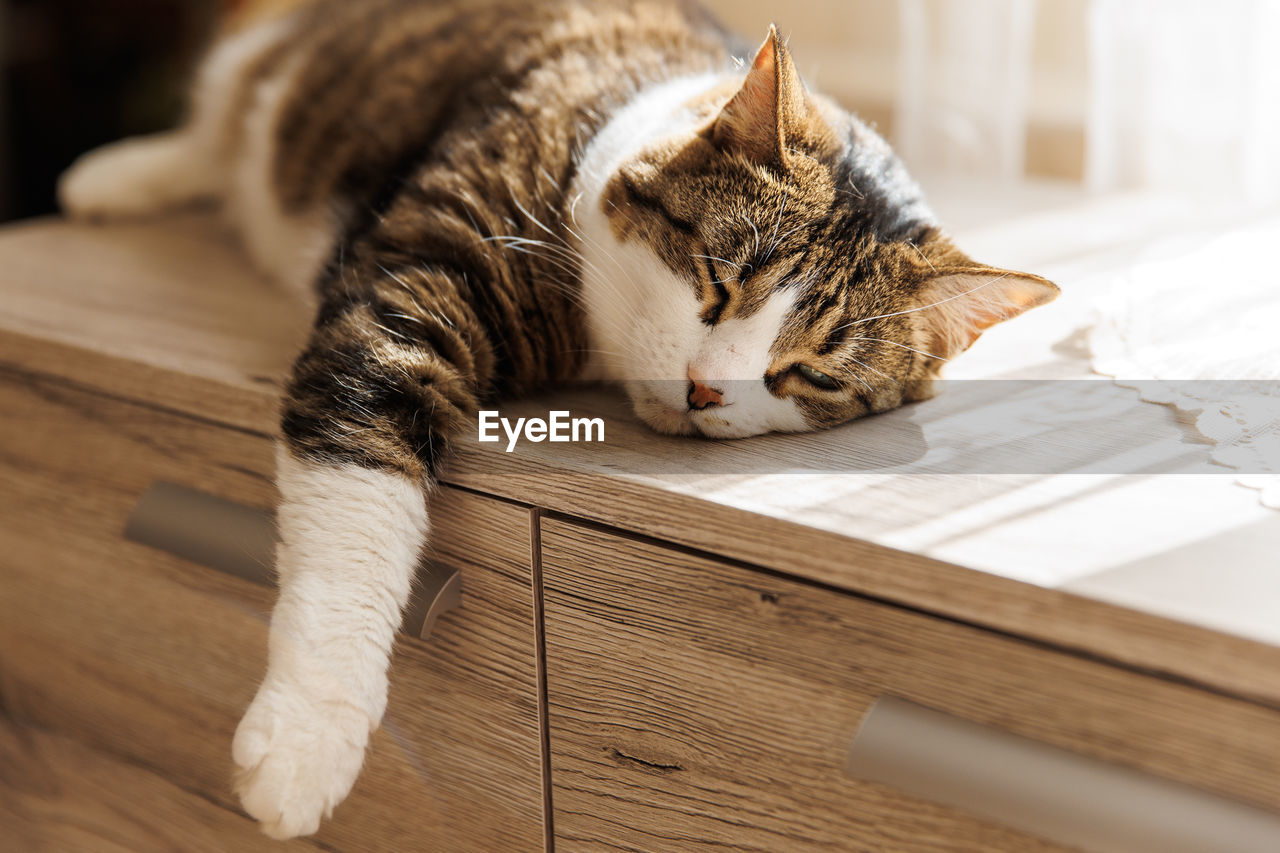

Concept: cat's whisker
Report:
left=741, top=210, right=760, bottom=257
left=566, top=207, right=650, bottom=300
left=484, top=237, right=579, bottom=267
left=501, top=246, right=582, bottom=281
left=849, top=374, right=875, bottom=393
left=481, top=191, right=629, bottom=297
left=559, top=229, right=614, bottom=283
left=475, top=230, right=622, bottom=295
left=532, top=236, right=627, bottom=301
left=691, top=252, right=738, bottom=267
left=524, top=272, right=644, bottom=349
left=764, top=189, right=787, bottom=262
left=567, top=345, right=633, bottom=359
left=835, top=271, right=1014, bottom=331
left=691, top=252, right=750, bottom=286
left=484, top=235, right=592, bottom=270
left=563, top=343, right=649, bottom=368
left=777, top=222, right=808, bottom=244
left=844, top=355, right=892, bottom=381
left=566, top=239, right=637, bottom=301
left=508, top=187, right=561, bottom=242
left=845, top=335, right=948, bottom=361
left=907, top=239, right=937, bottom=273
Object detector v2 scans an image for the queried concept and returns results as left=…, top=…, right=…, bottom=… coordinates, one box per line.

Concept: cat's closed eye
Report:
left=695, top=254, right=732, bottom=324
left=794, top=363, right=840, bottom=390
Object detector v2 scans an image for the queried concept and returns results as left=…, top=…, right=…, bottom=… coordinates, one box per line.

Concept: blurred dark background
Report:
left=0, top=0, right=219, bottom=222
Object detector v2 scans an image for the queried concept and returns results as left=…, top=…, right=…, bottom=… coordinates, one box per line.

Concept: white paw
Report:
left=232, top=677, right=374, bottom=839
left=58, top=134, right=213, bottom=220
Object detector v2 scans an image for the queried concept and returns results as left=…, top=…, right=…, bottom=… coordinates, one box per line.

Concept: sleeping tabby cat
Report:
left=59, top=0, right=1057, bottom=838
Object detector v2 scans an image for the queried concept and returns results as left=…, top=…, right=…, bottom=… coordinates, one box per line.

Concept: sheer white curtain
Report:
left=1086, top=0, right=1280, bottom=205
left=894, top=0, right=1037, bottom=180
left=894, top=0, right=1280, bottom=205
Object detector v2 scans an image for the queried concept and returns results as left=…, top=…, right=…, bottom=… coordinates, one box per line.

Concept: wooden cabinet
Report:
left=0, top=371, right=547, bottom=852
left=3, top=217, right=1280, bottom=851
left=539, top=518, right=1280, bottom=852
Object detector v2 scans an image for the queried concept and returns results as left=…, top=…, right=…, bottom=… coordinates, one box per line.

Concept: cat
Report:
left=58, top=0, right=1058, bottom=838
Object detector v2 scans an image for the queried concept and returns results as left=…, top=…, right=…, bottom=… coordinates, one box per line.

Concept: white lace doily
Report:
left=1090, top=222, right=1280, bottom=509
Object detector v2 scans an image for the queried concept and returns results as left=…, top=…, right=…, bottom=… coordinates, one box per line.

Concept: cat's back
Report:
left=227, top=0, right=730, bottom=214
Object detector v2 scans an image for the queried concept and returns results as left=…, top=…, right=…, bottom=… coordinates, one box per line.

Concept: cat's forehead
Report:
left=604, top=146, right=828, bottom=279
left=598, top=116, right=941, bottom=334
left=682, top=151, right=836, bottom=238
left=611, top=123, right=931, bottom=254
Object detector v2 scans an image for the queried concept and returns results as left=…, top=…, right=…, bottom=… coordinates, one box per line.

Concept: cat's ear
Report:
left=711, top=24, right=808, bottom=166
left=918, top=268, right=1060, bottom=358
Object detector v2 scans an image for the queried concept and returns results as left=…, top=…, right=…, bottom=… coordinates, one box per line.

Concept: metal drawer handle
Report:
left=124, top=482, right=460, bottom=640
left=846, top=696, right=1280, bottom=853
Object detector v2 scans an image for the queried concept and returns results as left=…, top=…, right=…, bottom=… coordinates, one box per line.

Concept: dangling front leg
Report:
left=233, top=264, right=490, bottom=838
left=231, top=446, right=428, bottom=839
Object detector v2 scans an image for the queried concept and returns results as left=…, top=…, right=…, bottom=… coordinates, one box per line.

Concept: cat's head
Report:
left=578, top=26, right=1058, bottom=439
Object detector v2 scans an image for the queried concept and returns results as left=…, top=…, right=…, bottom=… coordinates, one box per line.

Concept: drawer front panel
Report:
left=0, top=372, right=546, bottom=852
left=540, top=518, right=1280, bottom=852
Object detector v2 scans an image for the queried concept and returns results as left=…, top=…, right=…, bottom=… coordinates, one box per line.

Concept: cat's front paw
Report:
left=232, top=678, right=374, bottom=839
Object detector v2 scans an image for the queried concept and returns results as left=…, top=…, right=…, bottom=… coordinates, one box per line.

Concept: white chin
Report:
left=632, top=397, right=697, bottom=436
left=687, top=412, right=764, bottom=439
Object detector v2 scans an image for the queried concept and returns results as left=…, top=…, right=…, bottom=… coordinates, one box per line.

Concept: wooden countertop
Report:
left=2, top=189, right=1277, bottom=709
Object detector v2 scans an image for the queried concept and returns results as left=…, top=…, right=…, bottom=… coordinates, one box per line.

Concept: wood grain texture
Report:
left=540, top=517, right=1280, bottom=852
left=1, top=216, right=1276, bottom=711
left=0, top=718, right=324, bottom=853
left=0, top=372, right=546, bottom=852
left=0, top=215, right=307, bottom=434
left=449, top=440, right=1280, bottom=711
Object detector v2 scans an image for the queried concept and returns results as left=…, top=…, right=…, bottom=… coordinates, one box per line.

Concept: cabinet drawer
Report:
left=540, top=518, right=1280, bottom=852
left=0, top=371, right=546, bottom=852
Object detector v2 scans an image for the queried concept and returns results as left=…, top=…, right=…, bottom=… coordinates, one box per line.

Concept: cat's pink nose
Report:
left=687, top=366, right=723, bottom=410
